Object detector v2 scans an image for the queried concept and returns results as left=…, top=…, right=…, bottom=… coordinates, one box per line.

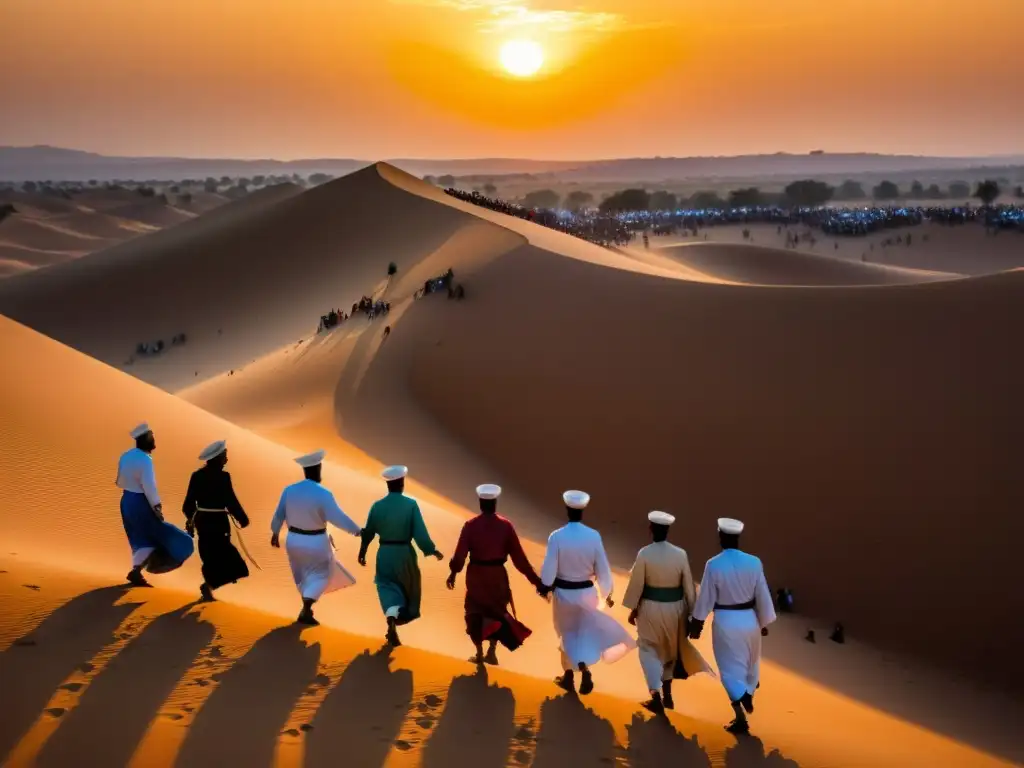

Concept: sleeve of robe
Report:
left=692, top=560, right=716, bottom=621
left=680, top=550, right=697, bottom=614
left=322, top=491, right=361, bottom=537
left=620, top=551, right=645, bottom=611
left=449, top=523, right=471, bottom=574
left=410, top=502, right=438, bottom=556
left=140, top=456, right=161, bottom=509
left=594, top=535, right=614, bottom=600
left=539, top=534, right=559, bottom=588
left=753, top=563, right=777, bottom=628
left=182, top=472, right=198, bottom=523
left=506, top=524, right=542, bottom=587
left=270, top=489, right=287, bottom=536
left=223, top=473, right=249, bottom=528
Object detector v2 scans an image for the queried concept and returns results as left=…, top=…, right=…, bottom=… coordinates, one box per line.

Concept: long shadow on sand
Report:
left=724, top=735, right=801, bottom=767
left=175, top=624, right=320, bottom=768
left=421, top=666, right=516, bottom=768
left=0, top=586, right=141, bottom=764
left=35, top=603, right=213, bottom=768
left=531, top=693, right=617, bottom=767
left=624, top=713, right=712, bottom=767
left=304, top=646, right=413, bottom=768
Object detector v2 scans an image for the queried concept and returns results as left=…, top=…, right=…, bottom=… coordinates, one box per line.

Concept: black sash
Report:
left=288, top=526, right=326, bottom=536
left=553, top=578, right=594, bottom=590
left=470, top=557, right=507, bottom=566
left=715, top=599, right=756, bottom=611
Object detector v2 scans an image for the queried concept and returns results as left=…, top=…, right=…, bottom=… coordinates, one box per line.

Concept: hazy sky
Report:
left=3, top=0, right=1022, bottom=160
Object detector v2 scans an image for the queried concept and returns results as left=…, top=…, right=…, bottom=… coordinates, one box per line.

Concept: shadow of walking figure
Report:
left=0, top=586, right=141, bottom=764
left=725, top=735, right=802, bottom=767
left=304, top=646, right=412, bottom=768
left=531, top=693, right=617, bottom=768
left=176, top=624, right=320, bottom=768
left=625, top=712, right=712, bottom=767
left=36, top=604, right=212, bottom=768
left=421, top=666, right=516, bottom=768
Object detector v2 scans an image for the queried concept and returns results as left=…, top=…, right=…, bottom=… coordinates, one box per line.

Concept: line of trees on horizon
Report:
left=483, top=179, right=1019, bottom=213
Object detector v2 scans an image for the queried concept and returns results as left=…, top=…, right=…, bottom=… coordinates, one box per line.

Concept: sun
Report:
left=499, top=39, right=544, bottom=78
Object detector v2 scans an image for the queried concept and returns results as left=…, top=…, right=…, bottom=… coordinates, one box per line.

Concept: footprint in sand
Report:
left=45, top=708, right=66, bottom=718
left=59, top=683, right=84, bottom=692
left=513, top=750, right=531, bottom=764
left=163, top=713, right=184, bottom=721
left=314, top=673, right=330, bottom=686
left=0, top=569, right=8, bottom=574
left=423, top=694, right=443, bottom=708
left=416, top=717, right=434, bottom=729
left=207, top=645, right=224, bottom=658
left=23, top=584, right=41, bottom=591
left=182, top=706, right=195, bottom=713
left=78, top=662, right=94, bottom=673
left=394, top=740, right=413, bottom=751
left=194, top=678, right=210, bottom=687
left=299, top=724, right=314, bottom=732
left=282, top=729, right=300, bottom=737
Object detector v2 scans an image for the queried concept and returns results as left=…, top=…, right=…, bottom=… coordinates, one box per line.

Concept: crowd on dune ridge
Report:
left=444, top=187, right=1024, bottom=247
left=116, top=423, right=782, bottom=735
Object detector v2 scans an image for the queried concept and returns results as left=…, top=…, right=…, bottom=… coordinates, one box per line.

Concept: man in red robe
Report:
left=446, top=483, right=543, bottom=665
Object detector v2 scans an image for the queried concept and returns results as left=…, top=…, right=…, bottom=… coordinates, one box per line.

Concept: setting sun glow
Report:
left=499, top=39, right=544, bottom=78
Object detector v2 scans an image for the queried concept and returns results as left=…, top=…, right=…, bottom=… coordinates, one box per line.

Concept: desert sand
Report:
left=1, top=164, right=1022, bottom=767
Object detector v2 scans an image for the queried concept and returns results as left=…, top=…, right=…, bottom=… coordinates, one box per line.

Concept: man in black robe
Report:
left=182, top=440, right=251, bottom=602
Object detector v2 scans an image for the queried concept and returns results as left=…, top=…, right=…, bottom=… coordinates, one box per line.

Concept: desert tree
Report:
left=21, top=181, right=37, bottom=192
left=521, top=189, right=561, bottom=209
left=728, top=187, right=763, bottom=207
left=649, top=190, right=678, bottom=211
left=564, top=190, right=594, bottom=211
left=909, top=180, right=925, bottom=198
left=925, top=184, right=945, bottom=199
left=687, top=191, right=726, bottom=209
left=204, top=178, right=219, bottom=193
left=482, top=183, right=498, bottom=196
left=835, top=180, right=866, bottom=200
left=974, top=180, right=1000, bottom=205
left=783, top=179, right=834, bottom=207
left=437, top=175, right=456, bottom=188
left=252, top=175, right=266, bottom=187
left=1015, top=185, right=1024, bottom=199
left=872, top=180, right=901, bottom=200
left=599, top=188, right=651, bottom=212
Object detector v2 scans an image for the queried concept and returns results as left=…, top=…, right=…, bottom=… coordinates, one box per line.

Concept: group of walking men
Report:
left=116, top=422, right=775, bottom=735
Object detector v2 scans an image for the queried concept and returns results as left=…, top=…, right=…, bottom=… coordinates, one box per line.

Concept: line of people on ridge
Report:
left=115, top=423, right=775, bottom=735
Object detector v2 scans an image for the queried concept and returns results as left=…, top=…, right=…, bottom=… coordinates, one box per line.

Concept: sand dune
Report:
left=2, top=315, right=1021, bottom=768
left=655, top=241, right=952, bottom=285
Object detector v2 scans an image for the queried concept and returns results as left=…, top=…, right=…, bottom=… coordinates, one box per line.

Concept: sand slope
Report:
left=2, top=316, right=1021, bottom=768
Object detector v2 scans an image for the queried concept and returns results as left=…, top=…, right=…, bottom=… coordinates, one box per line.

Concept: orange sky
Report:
left=2, top=0, right=1022, bottom=160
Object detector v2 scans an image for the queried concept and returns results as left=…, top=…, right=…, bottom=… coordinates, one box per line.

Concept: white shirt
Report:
left=692, top=548, right=776, bottom=628
left=115, top=447, right=161, bottom=508
left=540, top=521, right=614, bottom=599
left=270, top=479, right=361, bottom=537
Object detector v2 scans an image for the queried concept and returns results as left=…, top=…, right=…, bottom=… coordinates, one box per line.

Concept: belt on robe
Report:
left=641, top=585, right=685, bottom=602
left=288, top=526, right=327, bottom=536
left=553, top=578, right=594, bottom=590
left=715, top=599, right=756, bottom=610
left=380, top=539, right=412, bottom=546
left=469, top=557, right=507, bottom=566
left=193, top=506, right=261, bottom=571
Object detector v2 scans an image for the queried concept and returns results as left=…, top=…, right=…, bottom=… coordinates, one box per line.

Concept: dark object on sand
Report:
left=776, top=588, right=794, bottom=613
left=830, top=623, right=845, bottom=644
left=805, top=629, right=816, bottom=643
left=382, top=325, right=391, bottom=340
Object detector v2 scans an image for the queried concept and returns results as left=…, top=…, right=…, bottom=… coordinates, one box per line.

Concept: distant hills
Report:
left=1, top=144, right=1022, bottom=183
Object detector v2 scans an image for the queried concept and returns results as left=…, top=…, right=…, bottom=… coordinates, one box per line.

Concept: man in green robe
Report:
left=359, top=465, right=443, bottom=646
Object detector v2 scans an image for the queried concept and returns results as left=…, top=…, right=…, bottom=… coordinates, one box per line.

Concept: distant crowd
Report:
left=318, top=295, right=391, bottom=333
left=445, top=187, right=1024, bottom=247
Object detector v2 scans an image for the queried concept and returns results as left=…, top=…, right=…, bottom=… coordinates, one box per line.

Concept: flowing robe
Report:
left=540, top=522, right=636, bottom=670
left=270, top=479, right=361, bottom=601
left=362, top=492, right=437, bottom=625
left=182, top=465, right=251, bottom=590
left=449, top=513, right=541, bottom=650
left=621, top=541, right=712, bottom=692
left=692, top=548, right=776, bottom=703
left=116, top=447, right=193, bottom=572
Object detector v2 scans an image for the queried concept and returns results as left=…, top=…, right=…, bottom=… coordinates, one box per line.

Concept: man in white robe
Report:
left=270, top=449, right=362, bottom=626
left=539, top=490, right=636, bottom=695
left=690, top=517, right=776, bottom=734
left=622, top=511, right=712, bottom=715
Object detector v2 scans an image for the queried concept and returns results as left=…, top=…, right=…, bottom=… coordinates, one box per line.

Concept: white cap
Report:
left=563, top=490, right=590, bottom=510
left=382, top=465, right=408, bottom=481
left=295, top=449, right=326, bottom=468
left=718, top=517, right=744, bottom=535
left=129, top=422, right=152, bottom=439
left=198, top=440, right=227, bottom=462
left=476, top=483, right=501, bottom=500
left=648, top=511, right=675, bottom=526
